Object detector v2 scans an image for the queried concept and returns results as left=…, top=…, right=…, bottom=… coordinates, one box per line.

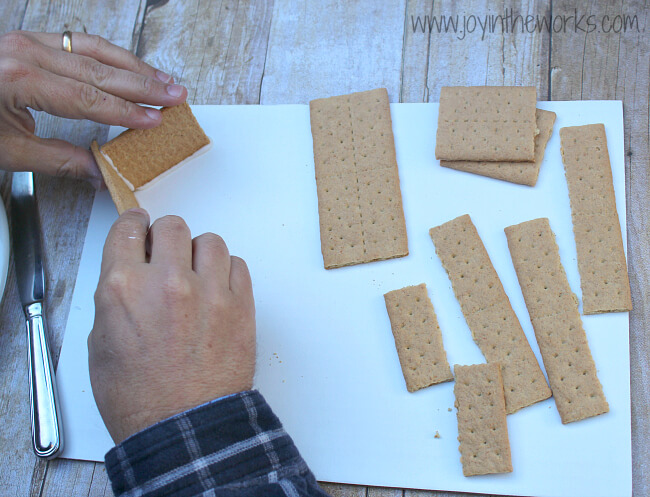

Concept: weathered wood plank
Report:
left=550, top=2, right=649, bottom=495
left=0, top=1, right=146, bottom=495
left=260, top=0, right=407, bottom=104
left=403, top=0, right=551, bottom=103
left=0, top=0, right=28, bottom=36
left=136, top=0, right=274, bottom=104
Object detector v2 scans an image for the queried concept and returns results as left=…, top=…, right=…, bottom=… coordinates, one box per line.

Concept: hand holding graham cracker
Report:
left=91, top=102, right=210, bottom=214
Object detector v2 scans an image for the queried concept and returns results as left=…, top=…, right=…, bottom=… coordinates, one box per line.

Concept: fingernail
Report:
left=166, top=84, right=184, bottom=97
left=156, top=70, right=172, bottom=83
left=144, top=107, right=161, bottom=121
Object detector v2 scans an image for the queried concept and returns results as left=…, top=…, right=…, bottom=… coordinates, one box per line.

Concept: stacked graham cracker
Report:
left=436, top=87, right=556, bottom=187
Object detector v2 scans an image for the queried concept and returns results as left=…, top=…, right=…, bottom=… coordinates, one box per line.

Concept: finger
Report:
left=24, top=32, right=172, bottom=82
left=102, top=208, right=150, bottom=270
left=17, top=63, right=162, bottom=129
left=192, top=233, right=231, bottom=289
left=30, top=48, right=186, bottom=106
left=229, top=256, right=253, bottom=298
left=148, top=216, right=193, bottom=268
left=0, top=133, right=103, bottom=188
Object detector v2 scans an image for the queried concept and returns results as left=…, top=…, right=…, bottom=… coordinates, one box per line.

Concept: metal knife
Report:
left=10, top=172, right=63, bottom=459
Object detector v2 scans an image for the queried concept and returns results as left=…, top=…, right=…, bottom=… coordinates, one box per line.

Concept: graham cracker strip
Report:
left=435, top=87, right=537, bottom=162
left=505, top=218, right=609, bottom=423
left=559, top=124, right=632, bottom=314
left=100, top=102, right=210, bottom=190
left=429, top=215, right=550, bottom=413
left=310, top=88, right=408, bottom=269
left=384, top=284, right=453, bottom=392
left=91, top=141, right=139, bottom=214
left=441, top=109, right=556, bottom=186
left=454, top=363, right=512, bottom=476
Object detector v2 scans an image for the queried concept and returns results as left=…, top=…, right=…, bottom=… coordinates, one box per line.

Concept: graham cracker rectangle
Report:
left=100, top=102, right=210, bottom=190
left=310, top=89, right=408, bottom=269
left=429, top=215, right=550, bottom=413
left=91, top=141, right=139, bottom=214
left=454, top=363, right=512, bottom=476
left=440, top=109, right=556, bottom=186
left=505, top=218, right=609, bottom=423
left=435, top=87, right=537, bottom=162
left=559, top=124, right=632, bottom=314
left=384, top=284, right=453, bottom=392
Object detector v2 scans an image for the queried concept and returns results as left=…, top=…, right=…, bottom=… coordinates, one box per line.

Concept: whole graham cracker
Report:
left=384, top=284, right=453, bottom=392
left=559, top=124, right=632, bottom=314
left=453, top=363, right=512, bottom=477
left=505, top=218, right=609, bottom=423
left=90, top=141, right=139, bottom=214
left=100, top=102, right=210, bottom=190
left=430, top=215, right=550, bottom=413
left=435, top=87, right=537, bottom=162
left=441, top=109, right=556, bottom=186
left=310, top=89, right=408, bottom=269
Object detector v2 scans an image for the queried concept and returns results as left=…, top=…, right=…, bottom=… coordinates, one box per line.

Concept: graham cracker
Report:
left=435, top=87, right=537, bottom=162
left=310, top=88, right=408, bottom=269
left=384, top=284, right=453, bottom=392
left=91, top=141, right=139, bottom=214
left=100, top=102, right=210, bottom=190
left=440, top=109, right=556, bottom=186
left=454, top=363, right=512, bottom=476
left=429, top=215, right=550, bottom=413
left=559, top=124, right=632, bottom=314
left=505, top=218, right=609, bottom=423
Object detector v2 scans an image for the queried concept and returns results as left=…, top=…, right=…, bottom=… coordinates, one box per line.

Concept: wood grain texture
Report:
left=402, top=0, right=551, bottom=103
left=260, top=0, right=407, bottom=104
left=0, top=0, right=647, bottom=496
left=136, top=0, right=274, bottom=105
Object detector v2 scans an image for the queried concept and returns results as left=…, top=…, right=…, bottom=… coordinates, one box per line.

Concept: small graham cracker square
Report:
left=91, top=103, right=210, bottom=214
left=559, top=124, right=632, bottom=314
left=435, top=87, right=537, bottom=162
left=384, top=284, right=453, bottom=392
left=441, top=109, right=556, bottom=186
left=454, top=363, right=513, bottom=476
left=505, top=218, right=609, bottom=423
left=310, top=89, right=408, bottom=269
left=430, top=214, right=550, bottom=413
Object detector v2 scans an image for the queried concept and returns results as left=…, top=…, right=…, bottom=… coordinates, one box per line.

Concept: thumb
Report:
left=1, top=134, right=104, bottom=189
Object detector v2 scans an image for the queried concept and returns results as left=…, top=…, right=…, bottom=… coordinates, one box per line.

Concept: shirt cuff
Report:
left=105, top=390, right=312, bottom=496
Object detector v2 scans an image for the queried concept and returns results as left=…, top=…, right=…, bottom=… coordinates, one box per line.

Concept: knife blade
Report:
left=11, top=172, right=63, bottom=459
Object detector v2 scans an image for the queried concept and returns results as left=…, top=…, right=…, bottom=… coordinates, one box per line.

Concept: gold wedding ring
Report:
left=62, top=31, right=72, bottom=53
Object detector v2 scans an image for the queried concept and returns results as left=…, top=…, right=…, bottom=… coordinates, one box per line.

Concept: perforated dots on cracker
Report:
left=310, top=89, right=408, bottom=269
left=384, top=284, right=453, bottom=392
left=559, top=124, right=632, bottom=314
left=454, top=363, right=513, bottom=476
left=505, top=218, right=609, bottom=423
left=436, top=86, right=537, bottom=162
left=441, top=109, right=556, bottom=186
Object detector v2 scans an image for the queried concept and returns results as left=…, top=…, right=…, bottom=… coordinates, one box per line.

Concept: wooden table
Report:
left=1, top=1, right=647, bottom=495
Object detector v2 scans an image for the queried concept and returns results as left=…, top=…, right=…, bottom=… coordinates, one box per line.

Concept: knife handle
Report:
left=26, top=302, right=63, bottom=459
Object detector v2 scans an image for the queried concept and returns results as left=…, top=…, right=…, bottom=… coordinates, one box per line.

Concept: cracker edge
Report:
left=91, top=140, right=139, bottom=214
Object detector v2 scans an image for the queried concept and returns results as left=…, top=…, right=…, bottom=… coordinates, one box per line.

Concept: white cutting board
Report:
left=57, top=102, right=631, bottom=497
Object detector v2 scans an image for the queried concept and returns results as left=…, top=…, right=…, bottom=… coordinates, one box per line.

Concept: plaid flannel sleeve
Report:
left=105, top=390, right=331, bottom=497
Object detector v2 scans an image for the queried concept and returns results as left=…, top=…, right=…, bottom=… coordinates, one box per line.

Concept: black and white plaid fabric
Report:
left=105, top=390, right=331, bottom=497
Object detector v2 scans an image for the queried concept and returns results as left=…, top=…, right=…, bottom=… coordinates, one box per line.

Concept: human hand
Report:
left=88, top=209, right=256, bottom=443
left=0, top=31, right=188, bottom=188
